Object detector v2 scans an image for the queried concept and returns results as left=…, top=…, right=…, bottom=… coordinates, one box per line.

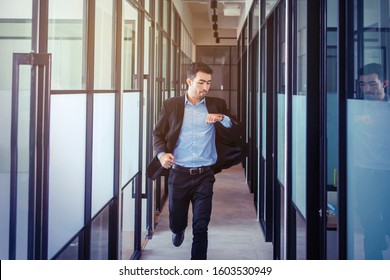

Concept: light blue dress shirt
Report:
left=172, top=97, right=231, bottom=167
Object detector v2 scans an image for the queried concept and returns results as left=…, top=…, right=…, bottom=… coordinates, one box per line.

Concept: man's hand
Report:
left=206, top=113, right=224, bottom=123
left=159, top=153, right=175, bottom=169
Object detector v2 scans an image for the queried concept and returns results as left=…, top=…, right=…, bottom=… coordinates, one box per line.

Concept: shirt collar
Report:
left=185, top=94, right=206, bottom=105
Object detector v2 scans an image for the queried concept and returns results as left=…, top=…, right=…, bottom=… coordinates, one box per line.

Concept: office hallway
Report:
left=139, top=165, right=273, bottom=260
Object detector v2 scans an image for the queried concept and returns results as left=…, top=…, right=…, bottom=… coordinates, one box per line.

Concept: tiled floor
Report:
left=139, top=165, right=273, bottom=260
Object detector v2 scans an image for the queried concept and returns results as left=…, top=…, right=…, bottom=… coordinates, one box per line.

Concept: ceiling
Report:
left=180, top=0, right=246, bottom=31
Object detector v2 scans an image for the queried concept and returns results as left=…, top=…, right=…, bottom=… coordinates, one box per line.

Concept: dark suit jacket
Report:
left=146, top=95, right=245, bottom=180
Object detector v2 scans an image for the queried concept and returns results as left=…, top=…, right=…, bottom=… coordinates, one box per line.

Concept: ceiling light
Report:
left=213, top=23, right=218, bottom=30
left=223, top=4, right=241, bottom=16
left=211, top=0, right=217, bottom=9
left=214, top=31, right=218, bottom=38
left=212, top=14, right=218, bottom=22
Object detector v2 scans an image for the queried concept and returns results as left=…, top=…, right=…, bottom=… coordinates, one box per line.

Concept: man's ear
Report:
left=186, top=78, right=192, bottom=87
left=383, top=79, right=389, bottom=89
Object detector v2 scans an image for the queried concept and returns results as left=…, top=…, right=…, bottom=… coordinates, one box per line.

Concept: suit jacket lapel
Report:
left=168, top=96, right=185, bottom=149
left=175, top=96, right=185, bottom=122
left=205, top=97, right=218, bottom=113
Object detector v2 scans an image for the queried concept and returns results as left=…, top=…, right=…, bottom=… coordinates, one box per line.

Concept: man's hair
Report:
left=187, top=62, right=213, bottom=80
left=358, top=63, right=385, bottom=81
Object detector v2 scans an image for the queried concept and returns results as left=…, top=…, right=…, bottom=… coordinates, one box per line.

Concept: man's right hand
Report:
left=159, top=153, right=175, bottom=169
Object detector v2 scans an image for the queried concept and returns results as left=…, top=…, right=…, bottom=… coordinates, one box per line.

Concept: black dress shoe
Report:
left=172, top=231, right=185, bottom=247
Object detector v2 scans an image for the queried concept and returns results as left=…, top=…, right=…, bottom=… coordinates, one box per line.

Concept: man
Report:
left=358, top=63, right=388, bottom=100
left=147, top=62, right=242, bottom=260
left=354, top=63, right=390, bottom=259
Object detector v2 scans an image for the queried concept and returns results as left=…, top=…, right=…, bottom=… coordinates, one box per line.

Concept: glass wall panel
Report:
left=121, top=92, right=140, bottom=185
left=54, top=236, right=78, bottom=259
left=277, top=2, right=286, bottom=260
left=144, top=18, right=151, bottom=77
left=49, top=94, right=86, bottom=259
left=0, top=0, right=32, bottom=259
left=277, top=3, right=286, bottom=186
left=144, top=0, right=151, bottom=14
left=251, top=1, right=260, bottom=40
left=95, top=0, right=115, bottom=89
left=326, top=0, right=338, bottom=259
left=162, top=35, right=169, bottom=98
left=265, top=0, right=278, bottom=20
left=347, top=0, right=390, bottom=260
left=163, top=0, right=169, bottom=33
left=296, top=212, right=307, bottom=259
left=123, top=2, right=139, bottom=90
left=121, top=185, right=135, bottom=259
left=48, top=0, right=86, bottom=90
left=92, top=94, right=115, bottom=216
left=292, top=0, right=307, bottom=215
left=90, top=206, right=110, bottom=259
left=15, top=66, right=31, bottom=260
left=260, top=27, right=267, bottom=220
left=293, top=0, right=307, bottom=260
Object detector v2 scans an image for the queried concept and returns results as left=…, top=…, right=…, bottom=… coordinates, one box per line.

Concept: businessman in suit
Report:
left=150, top=62, right=242, bottom=260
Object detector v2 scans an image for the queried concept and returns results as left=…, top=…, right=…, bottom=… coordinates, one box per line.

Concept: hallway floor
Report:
left=139, top=165, right=273, bottom=260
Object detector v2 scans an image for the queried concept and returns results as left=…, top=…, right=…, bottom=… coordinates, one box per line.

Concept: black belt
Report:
left=171, top=164, right=211, bottom=175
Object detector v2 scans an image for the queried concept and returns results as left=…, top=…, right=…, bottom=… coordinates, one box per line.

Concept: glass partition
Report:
left=325, top=0, right=339, bottom=259
left=121, top=92, right=140, bottom=184
left=260, top=26, right=267, bottom=221
left=347, top=0, right=390, bottom=260
left=92, top=94, right=115, bottom=216
left=48, top=94, right=86, bottom=259
left=0, top=0, right=32, bottom=260
left=48, top=0, right=86, bottom=90
left=123, top=3, right=139, bottom=90
left=277, top=2, right=286, bottom=259
left=95, top=0, right=116, bottom=89
left=292, top=0, right=307, bottom=260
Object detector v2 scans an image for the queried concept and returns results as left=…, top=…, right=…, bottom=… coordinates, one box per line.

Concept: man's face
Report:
left=359, top=73, right=388, bottom=100
left=187, top=71, right=212, bottom=101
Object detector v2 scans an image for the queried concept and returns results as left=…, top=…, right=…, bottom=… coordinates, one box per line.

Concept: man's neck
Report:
left=186, top=93, right=204, bottom=105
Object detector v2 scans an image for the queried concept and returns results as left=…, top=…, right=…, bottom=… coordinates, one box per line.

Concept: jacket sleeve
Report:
left=212, top=99, right=247, bottom=174
left=147, top=101, right=171, bottom=180
left=152, top=101, right=169, bottom=157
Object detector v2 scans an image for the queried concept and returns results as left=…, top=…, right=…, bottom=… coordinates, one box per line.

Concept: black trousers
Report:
left=168, top=168, right=215, bottom=260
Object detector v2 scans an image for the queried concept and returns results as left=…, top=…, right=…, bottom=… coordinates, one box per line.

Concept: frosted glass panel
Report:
left=122, top=92, right=140, bottom=185
left=92, top=94, right=115, bottom=216
left=347, top=100, right=390, bottom=260
left=292, top=95, right=306, bottom=217
left=49, top=94, right=86, bottom=259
